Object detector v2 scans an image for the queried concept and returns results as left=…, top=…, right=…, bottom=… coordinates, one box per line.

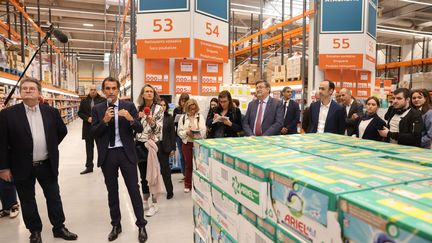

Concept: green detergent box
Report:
left=269, top=160, right=416, bottom=243
left=194, top=203, right=211, bottom=243
left=238, top=213, right=274, bottom=243
left=276, top=223, right=308, bottom=243
left=384, top=153, right=432, bottom=167
left=192, top=170, right=212, bottom=213
left=213, top=144, right=270, bottom=168
left=339, top=188, right=432, bottom=243
left=240, top=205, right=257, bottom=226
left=211, top=218, right=237, bottom=243
left=211, top=185, right=240, bottom=241
left=380, top=180, right=432, bottom=208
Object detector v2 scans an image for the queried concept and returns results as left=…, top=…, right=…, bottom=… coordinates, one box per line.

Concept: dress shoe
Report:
left=108, top=225, right=122, bottom=241
left=53, top=227, right=78, bottom=240
left=138, top=227, right=148, bottom=243
left=80, top=168, right=93, bottom=175
left=166, top=193, right=174, bottom=200
left=30, top=231, right=42, bottom=243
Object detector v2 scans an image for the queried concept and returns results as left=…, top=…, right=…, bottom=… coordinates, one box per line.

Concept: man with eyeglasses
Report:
left=0, top=77, right=77, bottom=243
left=243, top=80, right=284, bottom=136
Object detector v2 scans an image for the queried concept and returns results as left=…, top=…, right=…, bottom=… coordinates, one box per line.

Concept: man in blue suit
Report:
left=91, top=77, right=147, bottom=242
left=308, top=80, right=346, bottom=134
left=280, top=87, right=300, bottom=134
left=243, top=80, right=283, bottom=136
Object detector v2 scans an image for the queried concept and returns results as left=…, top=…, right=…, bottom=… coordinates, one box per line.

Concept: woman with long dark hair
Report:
left=354, top=96, right=386, bottom=141
left=158, top=98, right=175, bottom=199
left=173, top=94, right=189, bottom=182
left=411, top=89, right=432, bottom=148
left=206, top=91, right=242, bottom=138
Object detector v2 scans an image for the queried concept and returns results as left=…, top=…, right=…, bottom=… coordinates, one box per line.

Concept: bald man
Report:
left=78, top=85, right=105, bottom=174
left=339, top=88, right=363, bottom=136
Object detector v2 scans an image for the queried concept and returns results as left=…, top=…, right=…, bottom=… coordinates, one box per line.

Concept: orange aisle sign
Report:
left=174, top=59, right=198, bottom=95
left=201, top=61, right=223, bottom=94
left=193, top=0, right=229, bottom=63
left=136, top=1, right=191, bottom=59
left=144, top=59, right=170, bottom=94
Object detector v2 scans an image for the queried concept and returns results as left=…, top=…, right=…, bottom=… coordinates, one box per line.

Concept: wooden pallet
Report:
left=272, top=78, right=287, bottom=83
left=287, top=76, right=300, bottom=81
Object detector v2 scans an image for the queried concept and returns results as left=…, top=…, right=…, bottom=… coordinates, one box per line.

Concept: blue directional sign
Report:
left=321, top=0, right=364, bottom=33
left=139, top=0, right=189, bottom=13
left=196, top=0, right=229, bottom=22
left=368, top=0, right=378, bottom=39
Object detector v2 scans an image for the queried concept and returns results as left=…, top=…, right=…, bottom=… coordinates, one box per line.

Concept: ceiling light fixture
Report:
left=83, top=23, right=94, bottom=27
left=377, top=28, right=432, bottom=39
left=400, top=0, right=432, bottom=6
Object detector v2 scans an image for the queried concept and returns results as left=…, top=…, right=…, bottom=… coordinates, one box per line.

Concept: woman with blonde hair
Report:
left=135, top=84, right=164, bottom=217
left=177, top=99, right=206, bottom=193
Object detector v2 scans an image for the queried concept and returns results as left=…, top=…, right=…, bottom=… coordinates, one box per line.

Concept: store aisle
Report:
left=0, top=120, right=193, bottom=243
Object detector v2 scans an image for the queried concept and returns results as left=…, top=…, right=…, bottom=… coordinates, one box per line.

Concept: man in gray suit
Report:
left=243, top=80, right=284, bottom=136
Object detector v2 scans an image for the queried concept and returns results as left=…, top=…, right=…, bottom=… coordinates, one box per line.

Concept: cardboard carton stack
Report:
left=234, top=63, right=260, bottom=84
left=412, top=72, right=432, bottom=90
left=264, top=56, right=282, bottom=82
left=271, top=65, right=286, bottom=82
left=192, top=134, right=432, bottom=243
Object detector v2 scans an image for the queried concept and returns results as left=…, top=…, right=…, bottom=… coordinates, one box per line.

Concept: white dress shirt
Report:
left=24, top=104, right=49, bottom=161
left=345, top=99, right=354, bottom=116
left=283, top=99, right=291, bottom=119
left=358, top=118, right=373, bottom=139
left=317, top=101, right=331, bottom=133
left=108, top=100, right=124, bottom=148
left=253, top=95, right=270, bottom=134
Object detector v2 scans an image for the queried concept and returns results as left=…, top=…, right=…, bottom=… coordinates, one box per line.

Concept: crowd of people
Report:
left=1, top=76, right=431, bottom=243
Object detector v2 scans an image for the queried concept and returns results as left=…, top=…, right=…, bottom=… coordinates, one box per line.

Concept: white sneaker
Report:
left=9, top=204, right=19, bottom=218
left=184, top=188, right=191, bottom=193
left=143, top=201, right=150, bottom=211
left=145, top=204, right=159, bottom=217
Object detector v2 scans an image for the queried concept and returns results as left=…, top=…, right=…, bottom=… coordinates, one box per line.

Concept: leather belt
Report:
left=32, top=159, right=49, bottom=167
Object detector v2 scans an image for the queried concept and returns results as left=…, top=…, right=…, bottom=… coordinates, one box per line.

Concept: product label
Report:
left=232, top=176, right=260, bottom=205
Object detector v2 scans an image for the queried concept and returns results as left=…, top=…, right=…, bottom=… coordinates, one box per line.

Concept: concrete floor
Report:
left=0, top=120, right=193, bottom=243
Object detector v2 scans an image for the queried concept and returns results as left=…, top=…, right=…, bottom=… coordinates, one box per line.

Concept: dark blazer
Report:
left=243, top=97, right=284, bottom=136
left=345, top=99, right=364, bottom=136
left=0, top=103, right=67, bottom=180
left=308, top=100, right=346, bottom=135
left=206, top=107, right=242, bottom=138
left=301, top=106, right=311, bottom=133
left=161, top=113, right=176, bottom=154
left=355, top=114, right=386, bottom=141
left=91, top=100, right=143, bottom=166
left=78, top=94, right=105, bottom=139
left=385, top=108, right=423, bottom=147
left=282, top=99, right=301, bottom=134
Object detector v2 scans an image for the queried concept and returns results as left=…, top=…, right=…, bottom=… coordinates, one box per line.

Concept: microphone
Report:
left=144, top=107, right=151, bottom=116
left=107, top=98, right=115, bottom=108
left=52, top=28, right=68, bottom=44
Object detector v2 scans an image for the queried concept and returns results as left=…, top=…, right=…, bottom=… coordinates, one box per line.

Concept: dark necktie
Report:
left=255, top=101, right=264, bottom=136
left=109, top=105, right=116, bottom=147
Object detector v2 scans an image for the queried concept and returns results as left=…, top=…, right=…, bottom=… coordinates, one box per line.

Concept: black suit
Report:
left=355, top=114, right=386, bottom=141
left=91, top=100, right=146, bottom=228
left=0, top=103, right=68, bottom=233
left=308, top=100, right=346, bottom=134
left=158, top=113, right=175, bottom=195
left=385, top=108, right=423, bottom=147
left=281, top=99, right=300, bottom=134
left=78, top=94, right=105, bottom=169
left=344, top=99, right=364, bottom=136
left=206, top=107, right=243, bottom=138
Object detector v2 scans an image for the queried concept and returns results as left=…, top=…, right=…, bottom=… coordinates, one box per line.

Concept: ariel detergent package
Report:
left=193, top=203, right=211, bottom=242
left=192, top=170, right=212, bottom=213
left=384, top=153, right=432, bottom=167
left=276, top=223, right=308, bottom=243
left=211, top=185, right=240, bottom=241
left=380, top=180, right=432, bottom=208
left=238, top=214, right=274, bottom=243
left=269, top=160, right=414, bottom=243
left=211, top=218, right=237, bottom=243
left=339, top=187, right=432, bottom=243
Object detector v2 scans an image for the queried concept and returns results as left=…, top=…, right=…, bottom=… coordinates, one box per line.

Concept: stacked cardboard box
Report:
left=412, top=72, right=432, bottom=90
left=234, top=63, right=259, bottom=84
left=271, top=65, right=286, bottom=82
left=192, top=133, right=432, bottom=243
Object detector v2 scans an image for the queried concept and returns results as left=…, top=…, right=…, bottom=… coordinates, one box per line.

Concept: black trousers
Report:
left=136, top=142, right=173, bottom=196
left=14, top=159, right=65, bottom=233
left=85, top=137, right=95, bottom=168
left=101, top=148, right=146, bottom=228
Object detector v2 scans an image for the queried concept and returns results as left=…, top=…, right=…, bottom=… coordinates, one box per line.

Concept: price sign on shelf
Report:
left=201, top=86, right=217, bottom=93
left=201, top=61, right=223, bottom=94
left=176, top=86, right=192, bottom=93
left=144, top=59, right=170, bottom=94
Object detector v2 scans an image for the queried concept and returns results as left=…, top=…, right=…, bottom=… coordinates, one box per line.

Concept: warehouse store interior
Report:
left=0, top=0, right=432, bottom=243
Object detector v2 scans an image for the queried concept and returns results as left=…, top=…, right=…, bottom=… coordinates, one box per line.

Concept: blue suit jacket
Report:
left=242, top=97, right=284, bottom=136
left=282, top=100, right=301, bottom=134
left=308, top=100, right=346, bottom=134
left=91, top=100, right=143, bottom=167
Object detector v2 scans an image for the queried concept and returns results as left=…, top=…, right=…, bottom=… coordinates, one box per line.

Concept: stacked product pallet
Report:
left=192, top=134, right=432, bottom=243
